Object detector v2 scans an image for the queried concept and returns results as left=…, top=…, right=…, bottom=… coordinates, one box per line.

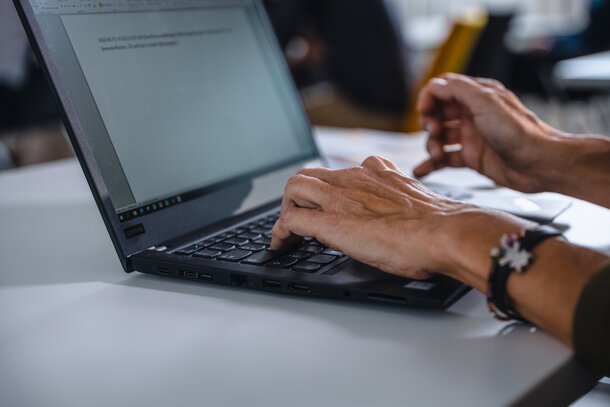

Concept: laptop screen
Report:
left=28, top=0, right=316, bottom=222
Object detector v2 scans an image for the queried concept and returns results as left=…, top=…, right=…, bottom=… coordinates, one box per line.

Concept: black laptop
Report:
left=14, top=0, right=468, bottom=308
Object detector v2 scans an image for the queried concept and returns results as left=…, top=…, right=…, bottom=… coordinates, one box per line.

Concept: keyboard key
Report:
left=266, top=256, right=300, bottom=268
left=224, top=237, right=250, bottom=246
left=254, top=237, right=272, bottom=245
left=197, top=239, right=217, bottom=247
left=300, top=244, right=323, bottom=253
left=239, top=232, right=262, bottom=240
left=249, top=228, right=269, bottom=235
left=288, top=250, right=311, bottom=259
left=242, top=250, right=279, bottom=265
left=175, top=244, right=206, bottom=255
left=216, top=232, right=236, bottom=239
left=218, top=249, right=252, bottom=262
left=308, top=254, right=337, bottom=264
left=322, top=248, right=343, bottom=256
left=193, top=249, right=222, bottom=259
left=234, top=227, right=249, bottom=234
left=261, top=222, right=276, bottom=230
left=240, top=243, right=265, bottom=252
left=292, top=261, right=321, bottom=273
left=209, top=242, right=236, bottom=252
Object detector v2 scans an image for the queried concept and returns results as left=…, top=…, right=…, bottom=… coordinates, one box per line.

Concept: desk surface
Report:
left=1, top=130, right=608, bottom=407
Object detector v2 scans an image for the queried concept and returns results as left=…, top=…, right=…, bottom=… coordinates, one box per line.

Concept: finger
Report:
left=440, top=98, right=464, bottom=121
left=417, top=73, right=493, bottom=117
left=443, top=151, right=466, bottom=168
left=413, top=149, right=467, bottom=178
left=417, top=78, right=447, bottom=117
left=282, top=174, right=337, bottom=211
left=271, top=206, right=333, bottom=250
left=296, top=167, right=337, bottom=184
left=426, top=137, right=445, bottom=161
left=473, top=77, right=506, bottom=91
left=443, top=119, right=462, bottom=129
left=413, top=157, right=446, bottom=178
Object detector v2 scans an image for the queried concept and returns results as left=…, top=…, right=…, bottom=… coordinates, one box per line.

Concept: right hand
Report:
left=413, top=73, right=558, bottom=193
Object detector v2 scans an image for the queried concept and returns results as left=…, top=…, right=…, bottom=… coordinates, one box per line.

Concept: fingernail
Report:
left=431, top=77, right=448, bottom=86
left=430, top=144, right=440, bottom=158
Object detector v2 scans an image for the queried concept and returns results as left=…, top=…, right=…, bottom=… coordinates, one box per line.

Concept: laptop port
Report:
left=367, top=293, right=406, bottom=305
left=198, top=273, right=213, bottom=281
left=263, top=279, right=282, bottom=290
left=158, top=268, right=171, bottom=276
left=230, top=274, right=248, bottom=287
left=183, top=271, right=198, bottom=279
left=289, top=284, right=311, bottom=294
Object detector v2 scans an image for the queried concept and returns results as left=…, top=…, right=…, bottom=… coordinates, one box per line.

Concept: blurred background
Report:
left=1, top=0, right=610, bottom=171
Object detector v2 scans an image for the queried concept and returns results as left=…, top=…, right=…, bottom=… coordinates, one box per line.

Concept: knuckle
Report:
left=361, top=155, right=385, bottom=168
left=481, top=86, right=500, bottom=101
left=285, top=174, right=306, bottom=188
left=440, top=72, right=459, bottom=81
left=490, top=79, right=506, bottom=89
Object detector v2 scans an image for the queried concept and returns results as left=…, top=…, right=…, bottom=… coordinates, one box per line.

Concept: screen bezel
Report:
left=13, top=0, right=320, bottom=270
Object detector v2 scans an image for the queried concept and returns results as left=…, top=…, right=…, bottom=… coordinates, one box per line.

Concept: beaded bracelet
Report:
left=487, top=225, right=562, bottom=322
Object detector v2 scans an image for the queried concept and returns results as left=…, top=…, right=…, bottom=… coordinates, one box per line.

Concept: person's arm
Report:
left=573, top=262, right=610, bottom=374
left=413, top=73, right=610, bottom=208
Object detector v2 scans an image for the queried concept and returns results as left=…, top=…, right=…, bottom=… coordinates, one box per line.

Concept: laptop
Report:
left=14, top=0, right=468, bottom=308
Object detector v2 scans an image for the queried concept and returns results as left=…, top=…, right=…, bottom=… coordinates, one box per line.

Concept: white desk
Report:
left=1, top=129, right=608, bottom=407
left=553, top=51, right=610, bottom=90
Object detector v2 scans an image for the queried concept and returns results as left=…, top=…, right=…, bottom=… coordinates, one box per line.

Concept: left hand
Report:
left=270, top=156, right=484, bottom=280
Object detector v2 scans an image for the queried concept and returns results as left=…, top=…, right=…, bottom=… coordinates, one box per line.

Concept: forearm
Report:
left=441, top=209, right=609, bottom=346
left=539, top=131, right=610, bottom=209
left=505, top=238, right=606, bottom=345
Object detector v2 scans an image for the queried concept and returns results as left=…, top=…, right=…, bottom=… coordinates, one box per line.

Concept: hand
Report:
left=271, top=156, right=528, bottom=283
left=414, top=73, right=558, bottom=193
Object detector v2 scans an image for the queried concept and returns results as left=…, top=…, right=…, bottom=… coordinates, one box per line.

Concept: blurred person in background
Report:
left=0, top=0, right=68, bottom=169
left=263, top=0, right=411, bottom=130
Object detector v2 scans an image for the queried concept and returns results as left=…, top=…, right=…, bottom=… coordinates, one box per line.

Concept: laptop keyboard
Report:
left=172, top=211, right=347, bottom=274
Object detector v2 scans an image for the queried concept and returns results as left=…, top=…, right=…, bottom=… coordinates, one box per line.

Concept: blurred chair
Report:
left=403, top=9, right=488, bottom=132
left=466, top=12, right=515, bottom=85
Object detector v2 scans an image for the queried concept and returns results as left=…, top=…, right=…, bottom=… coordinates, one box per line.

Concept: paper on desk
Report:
left=313, top=127, right=496, bottom=189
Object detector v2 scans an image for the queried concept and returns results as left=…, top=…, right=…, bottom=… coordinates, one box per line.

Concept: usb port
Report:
left=367, top=293, right=406, bottom=305
left=158, top=268, right=171, bottom=276
left=289, top=284, right=311, bottom=294
left=198, top=273, right=213, bottom=281
left=263, top=279, right=282, bottom=290
left=230, top=274, right=248, bottom=287
left=183, top=271, right=198, bottom=279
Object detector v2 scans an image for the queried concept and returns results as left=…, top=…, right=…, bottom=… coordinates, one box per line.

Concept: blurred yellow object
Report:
left=404, top=8, right=489, bottom=132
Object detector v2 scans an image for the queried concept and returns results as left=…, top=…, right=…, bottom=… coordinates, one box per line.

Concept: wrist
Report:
left=436, top=207, right=534, bottom=293
left=535, top=130, right=610, bottom=206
